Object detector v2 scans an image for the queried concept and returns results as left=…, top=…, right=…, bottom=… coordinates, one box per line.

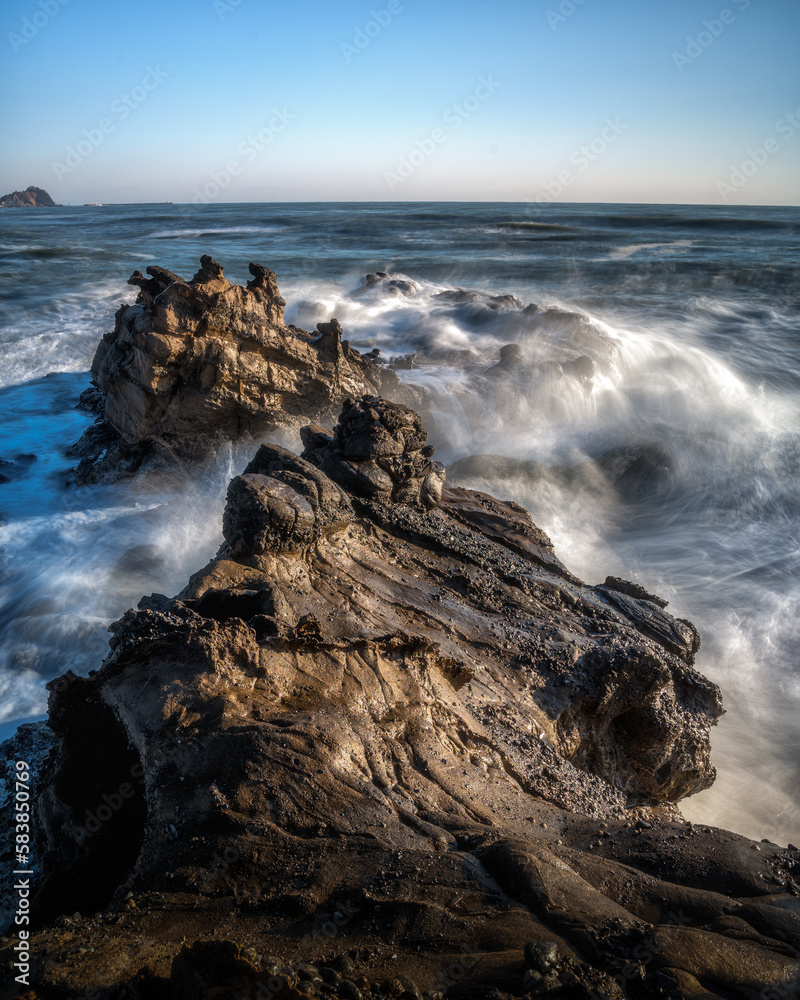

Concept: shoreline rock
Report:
left=3, top=399, right=798, bottom=998
left=70, top=257, right=424, bottom=484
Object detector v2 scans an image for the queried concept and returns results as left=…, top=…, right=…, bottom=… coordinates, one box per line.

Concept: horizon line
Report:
left=3, top=199, right=799, bottom=209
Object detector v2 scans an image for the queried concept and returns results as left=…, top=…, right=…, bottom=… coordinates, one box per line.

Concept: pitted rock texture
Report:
left=71, top=257, right=419, bottom=483
left=301, top=396, right=446, bottom=509
left=3, top=401, right=798, bottom=1000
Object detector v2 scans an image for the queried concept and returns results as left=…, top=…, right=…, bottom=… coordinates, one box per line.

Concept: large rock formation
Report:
left=0, top=185, right=57, bottom=207
left=71, top=258, right=418, bottom=482
left=3, top=399, right=798, bottom=1000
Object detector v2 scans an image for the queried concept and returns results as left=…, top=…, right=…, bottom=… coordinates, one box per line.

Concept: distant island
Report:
left=0, top=185, right=58, bottom=207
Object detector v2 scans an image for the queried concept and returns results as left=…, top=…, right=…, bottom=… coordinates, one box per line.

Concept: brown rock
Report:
left=303, top=396, right=446, bottom=509
left=72, top=259, right=423, bottom=482
left=3, top=401, right=798, bottom=1000
left=0, top=185, right=57, bottom=207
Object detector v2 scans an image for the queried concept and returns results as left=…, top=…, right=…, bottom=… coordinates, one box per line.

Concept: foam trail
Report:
left=0, top=200, right=798, bottom=845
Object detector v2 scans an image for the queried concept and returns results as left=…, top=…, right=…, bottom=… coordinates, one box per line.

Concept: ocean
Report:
left=0, top=201, right=798, bottom=846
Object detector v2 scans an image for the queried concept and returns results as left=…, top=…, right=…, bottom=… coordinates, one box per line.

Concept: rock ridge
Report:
left=3, top=398, right=798, bottom=999
left=71, top=257, right=422, bottom=483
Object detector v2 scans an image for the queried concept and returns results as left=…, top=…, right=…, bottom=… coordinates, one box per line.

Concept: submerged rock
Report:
left=2, top=398, right=796, bottom=998
left=71, top=257, right=420, bottom=483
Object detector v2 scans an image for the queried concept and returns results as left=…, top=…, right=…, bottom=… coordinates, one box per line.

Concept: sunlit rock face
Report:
left=72, top=257, right=419, bottom=482
left=7, top=401, right=790, bottom=1000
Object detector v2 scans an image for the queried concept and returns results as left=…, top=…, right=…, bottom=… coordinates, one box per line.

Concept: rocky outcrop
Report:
left=301, top=396, right=446, bottom=509
left=0, top=185, right=57, bottom=207
left=71, top=258, right=420, bottom=483
left=3, top=399, right=798, bottom=999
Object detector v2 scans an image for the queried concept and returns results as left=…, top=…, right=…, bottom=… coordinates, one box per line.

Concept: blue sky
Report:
left=1, top=0, right=798, bottom=204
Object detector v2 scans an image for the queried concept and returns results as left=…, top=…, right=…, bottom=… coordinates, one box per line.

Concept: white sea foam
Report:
left=609, top=240, right=694, bottom=260
left=0, top=279, right=128, bottom=388
left=149, top=225, right=286, bottom=238
left=1, top=219, right=798, bottom=843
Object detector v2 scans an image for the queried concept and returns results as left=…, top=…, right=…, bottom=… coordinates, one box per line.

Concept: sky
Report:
left=1, top=0, right=798, bottom=205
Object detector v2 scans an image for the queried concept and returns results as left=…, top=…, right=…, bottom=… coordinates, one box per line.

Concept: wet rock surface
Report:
left=2, top=400, right=799, bottom=1000
left=70, top=258, right=420, bottom=483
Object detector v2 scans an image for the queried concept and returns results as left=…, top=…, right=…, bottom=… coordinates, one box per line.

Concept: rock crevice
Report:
left=2, top=307, right=797, bottom=998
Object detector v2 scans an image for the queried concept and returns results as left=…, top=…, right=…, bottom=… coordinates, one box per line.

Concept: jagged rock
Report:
left=302, top=396, right=446, bottom=509
left=602, top=576, right=669, bottom=609
left=0, top=185, right=57, bottom=207
left=71, top=258, right=421, bottom=483
left=3, top=401, right=798, bottom=999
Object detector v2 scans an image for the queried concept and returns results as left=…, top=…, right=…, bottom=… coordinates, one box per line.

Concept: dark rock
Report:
left=598, top=444, right=675, bottom=498
left=303, top=396, right=445, bottom=509
left=523, top=940, right=563, bottom=972
left=1, top=401, right=796, bottom=999
left=0, top=453, right=38, bottom=484
left=223, top=474, right=320, bottom=554
left=355, top=273, right=419, bottom=297
left=601, top=576, right=669, bottom=609
left=562, top=355, right=598, bottom=382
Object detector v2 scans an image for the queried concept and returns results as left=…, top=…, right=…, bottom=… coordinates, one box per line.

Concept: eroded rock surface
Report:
left=71, top=258, right=418, bottom=482
left=3, top=400, right=798, bottom=1000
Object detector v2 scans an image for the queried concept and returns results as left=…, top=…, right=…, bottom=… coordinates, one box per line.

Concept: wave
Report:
left=609, top=240, right=694, bottom=260
left=0, top=280, right=127, bottom=388
left=596, top=213, right=800, bottom=234
left=149, top=225, right=288, bottom=238
left=495, top=221, right=580, bottom=232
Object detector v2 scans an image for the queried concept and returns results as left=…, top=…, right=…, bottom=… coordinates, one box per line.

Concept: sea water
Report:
left=0, top=201, right=798, bottom=845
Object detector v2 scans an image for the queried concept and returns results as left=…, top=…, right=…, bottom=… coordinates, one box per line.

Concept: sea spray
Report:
left=0, top=201, right=798, bottom=844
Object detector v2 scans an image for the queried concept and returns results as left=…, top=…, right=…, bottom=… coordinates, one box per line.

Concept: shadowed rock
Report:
left=302, top=396, right=446, bottom=509
left=2, top=400, right=798, bottom=1000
